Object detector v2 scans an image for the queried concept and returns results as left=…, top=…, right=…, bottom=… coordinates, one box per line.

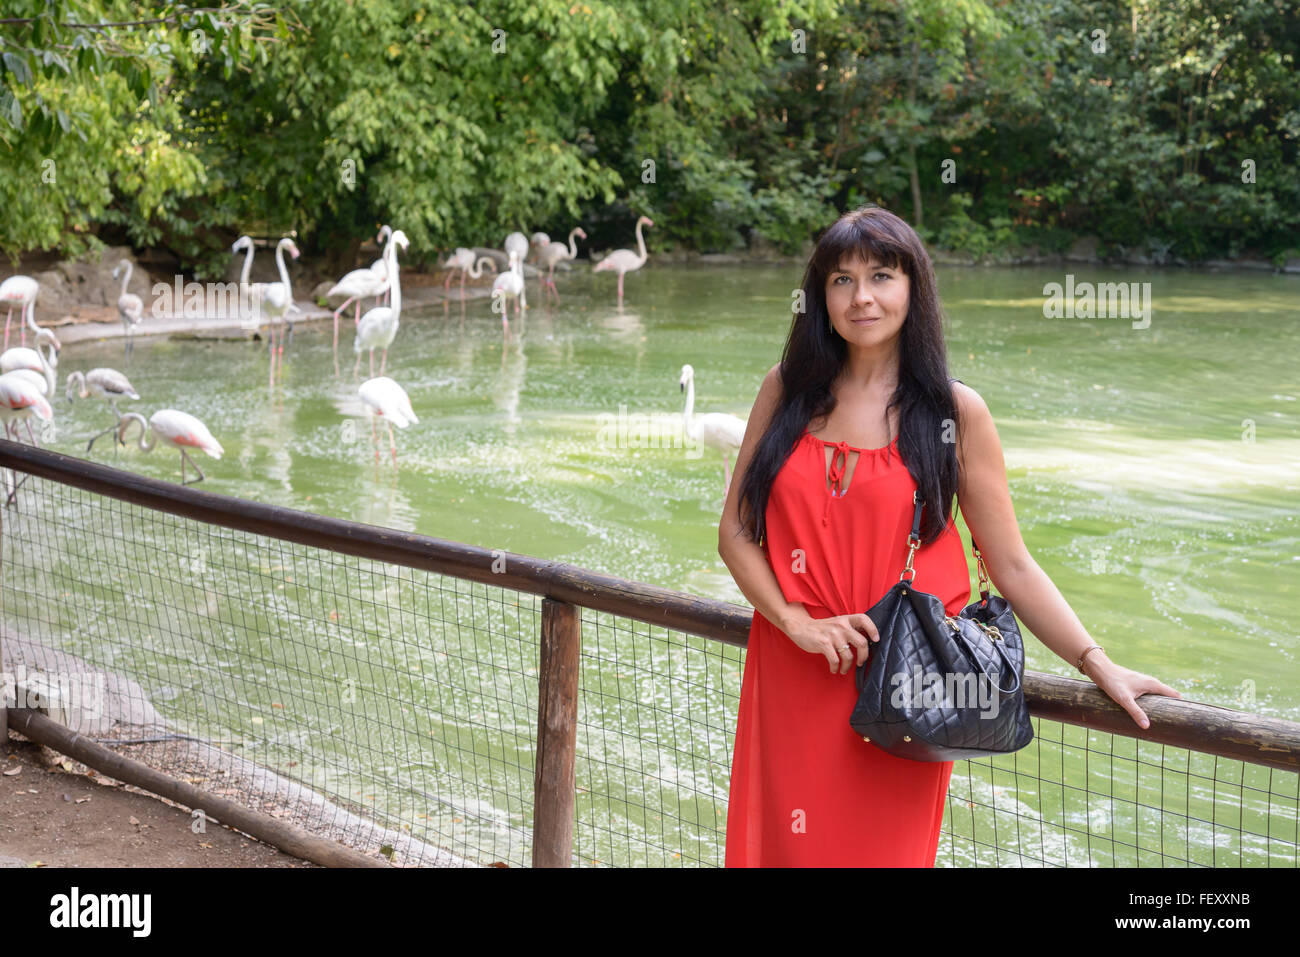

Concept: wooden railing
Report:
left=2, top=438, right=1297, bottom=867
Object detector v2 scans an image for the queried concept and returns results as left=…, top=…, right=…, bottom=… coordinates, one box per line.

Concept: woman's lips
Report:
left=850, top=317, right=880, bottom=323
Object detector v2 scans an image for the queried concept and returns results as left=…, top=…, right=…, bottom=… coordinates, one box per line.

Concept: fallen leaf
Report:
left=199, top=842, right=213, bottom=848
left=129, top=816, right=141, bottom=826
left=60, top=760, right=74, bottom=772
left=95, top=777, right=120, bottom=787
left=3, top=765, right=21, bottom=776
left=75, top=797, right=90, bottom=804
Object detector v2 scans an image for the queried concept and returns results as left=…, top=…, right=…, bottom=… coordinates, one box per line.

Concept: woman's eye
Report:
left=874, top=272, right=890, bottom=281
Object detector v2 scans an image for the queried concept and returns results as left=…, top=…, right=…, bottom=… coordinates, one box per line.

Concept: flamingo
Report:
left=0, top=275, right=38, bottom=350
left=230, top=235, right=262, bottom=333
left=371, top=224, right=393, bottom=305
left=491, top=250, right=526, bottom=325
left=538, top=227, right=587, bottom=300
left=504, top=231, right=529, bottom=265
left=249, top=237, right=299, bottom=385
left=594, top=215, right=653, bottom=305
left=111, top=260, right=145, bottom=357
left=1, top=327, right=61, bottom=395
left=118, top=409, right=224, bottom=485
left=442, top=247, right=477, bottom=293
left=327, top=233, right=393, bottom=354
left=358, top=375, right=418, bottom=464
left=66, top=368, right=141, bottom=451
left=679, top=363, right=747, bottom=495
left=529, top=231, right=550, bottom=264
left=0, top=369, right=55, bottom=505
left=354, top=229, right=409, bottom=378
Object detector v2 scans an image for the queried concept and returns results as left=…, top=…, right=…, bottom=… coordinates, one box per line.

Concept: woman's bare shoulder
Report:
left=952, top=379, right=991, bottom=421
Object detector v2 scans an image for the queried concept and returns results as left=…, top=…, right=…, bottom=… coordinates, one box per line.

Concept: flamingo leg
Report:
left=354, top=300, right=362, bottom=327
left=180, top=448, right=206, bottom=485
left=460, top=272, right=467, bottom=297
left=444, top=269, right=453, bottom=291
left=353, top=349, right=362, bottom=379
left=3, top=307, right=11, bottom=350
left=333, top=297, right=357, bottom=349
left=380, top=348, right=387, bottom=376
left=86, top=421, right=121, bottom=453
left=617, top=272, right=625, bottom=304
left=387, top=421, right=396, bottom=465
left=371, top=415, right=379, bottom=463
left=369, top=349, right=375, bottom=379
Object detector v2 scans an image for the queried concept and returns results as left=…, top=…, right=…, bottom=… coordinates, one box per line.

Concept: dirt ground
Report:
left=0, top=735, right=316, bottom=868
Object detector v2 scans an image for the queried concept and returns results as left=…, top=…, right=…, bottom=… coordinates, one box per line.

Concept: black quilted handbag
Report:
left=849, top=491, right=1034, bottom=761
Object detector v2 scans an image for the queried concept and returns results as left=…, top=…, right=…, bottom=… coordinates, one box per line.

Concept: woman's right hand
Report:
left=785, top=614, right=879, bottom=674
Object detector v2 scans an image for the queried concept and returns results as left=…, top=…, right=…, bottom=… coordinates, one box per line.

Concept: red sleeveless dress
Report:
left=724, top=426, right=972, bottom=867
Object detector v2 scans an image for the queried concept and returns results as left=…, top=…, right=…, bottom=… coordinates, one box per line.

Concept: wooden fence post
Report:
left=533, top=598, right=579, bottom=867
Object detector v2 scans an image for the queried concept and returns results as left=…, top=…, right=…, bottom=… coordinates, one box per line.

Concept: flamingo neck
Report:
left=275, top=243, right=291, bottom=288
left=119, top=262, right=133, bottom=296
left=682, top=377, right=695, bottom=431
left=634, top=221, right=648, bottom=263
left=66, top=371, right=86, bottom=401
left=239, top=244, right=254, bottom=284
left=567, top=230, right=580, bottom=259
left=386, top=242, right=402, bottom=317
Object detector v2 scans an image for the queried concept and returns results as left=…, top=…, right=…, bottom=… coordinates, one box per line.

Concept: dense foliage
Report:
left=2, top=0, right=1296, bottom=274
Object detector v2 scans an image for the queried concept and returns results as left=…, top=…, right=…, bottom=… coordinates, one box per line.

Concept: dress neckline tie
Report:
left=823, top=440, right=851, bottom=526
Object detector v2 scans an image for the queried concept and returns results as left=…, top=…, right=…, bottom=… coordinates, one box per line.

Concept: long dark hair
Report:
left=735, top=204, right=960, bottom=548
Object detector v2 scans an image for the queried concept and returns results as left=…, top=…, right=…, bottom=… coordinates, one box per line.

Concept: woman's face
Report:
left=824, top=251, right=910, bottom=345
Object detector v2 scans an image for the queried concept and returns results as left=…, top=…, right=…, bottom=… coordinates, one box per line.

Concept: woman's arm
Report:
left=718, top=364, right=877, bottom=674
left=952, top=383, right=1181, bottom=728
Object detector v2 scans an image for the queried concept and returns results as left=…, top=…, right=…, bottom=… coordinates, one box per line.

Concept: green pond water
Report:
left=6, top=262, right=1298, bottom=866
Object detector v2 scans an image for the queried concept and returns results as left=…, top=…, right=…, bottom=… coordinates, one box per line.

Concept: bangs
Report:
left=816, top=211, right=911, bottom=277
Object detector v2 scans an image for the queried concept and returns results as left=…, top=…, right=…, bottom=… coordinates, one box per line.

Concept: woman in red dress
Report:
left=718, top=205, right=1180, bottom=867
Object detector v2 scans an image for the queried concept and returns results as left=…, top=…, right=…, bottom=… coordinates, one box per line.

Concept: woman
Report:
left=717, top=204, right=1180, bottom=867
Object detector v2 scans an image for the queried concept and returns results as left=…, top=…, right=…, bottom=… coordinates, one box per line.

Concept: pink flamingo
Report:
left=0, top=369, right=55, bottom=505
left=118, top=409, right=224, bottom=485
left=112, top=260, right=145, bottom=357
left=0, top=275, right=39, bottom=350
left=593, top=216, right=653, bottom=305
left=538, top=227, right=587, bottom=301
left=529, top=231, right=550, bottom=264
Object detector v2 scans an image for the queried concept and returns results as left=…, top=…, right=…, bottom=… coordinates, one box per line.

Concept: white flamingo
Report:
left=111, top=260, right=145, bottom=356
left=504, top=231, right=529, bottom=265
left=358, top=375, right=418, bottom=464
left=679, top=363, right=747, bottom=495
left=328, top=232, right=393, bottom=354
left=118, top=410, right=224, bottom=485
left=492, top=250, right=526, bottom=325
left=354, top=229, right=409, bottom=378
left=0, top=275, right=39, bottom=350
left=538, top=227, right=587, bottom=300
left=66, top=368, right=141, bottom=451
left=529, top=231, right=550, bottom=264
left=442, top=247, right=480, bottom=294
left=594, top=215, right=653, bottom=305
left=370, top=224, right=394, bottom=305
left=1, top=327, right=61, bottom=395
left=250, top=237, right=299, bottom=384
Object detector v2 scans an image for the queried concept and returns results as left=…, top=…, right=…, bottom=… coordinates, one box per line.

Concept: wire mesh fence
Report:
left=1, top=447, right=1297, bottom=867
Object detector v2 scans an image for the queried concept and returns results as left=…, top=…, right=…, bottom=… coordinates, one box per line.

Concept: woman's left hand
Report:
left=1084, top=654, right=1182, bottom=730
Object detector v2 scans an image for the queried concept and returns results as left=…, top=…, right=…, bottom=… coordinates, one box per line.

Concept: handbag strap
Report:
left=900, top=490, right=993, bottom=600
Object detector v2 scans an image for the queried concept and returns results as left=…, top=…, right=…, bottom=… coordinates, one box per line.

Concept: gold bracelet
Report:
left=1076, top=644, right=1105, bottom=675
